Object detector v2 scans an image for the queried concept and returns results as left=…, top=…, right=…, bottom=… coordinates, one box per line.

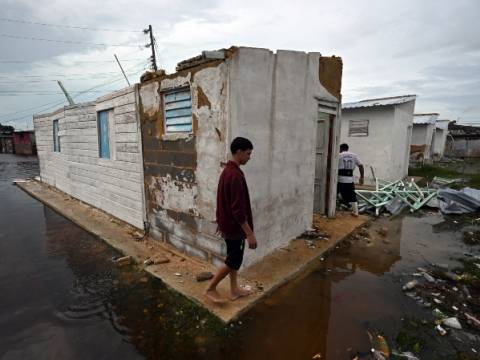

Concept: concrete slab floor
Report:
left=15, top=180, right=368, bottom=323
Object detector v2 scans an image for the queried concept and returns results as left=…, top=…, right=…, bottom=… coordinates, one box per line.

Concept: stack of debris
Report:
left=356, top=179, right=437, bottom=216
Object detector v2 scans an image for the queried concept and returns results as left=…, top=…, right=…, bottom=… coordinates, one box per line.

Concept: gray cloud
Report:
left=1, top=0, right=479, bottom=129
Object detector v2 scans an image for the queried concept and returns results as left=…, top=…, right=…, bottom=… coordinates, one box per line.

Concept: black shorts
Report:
left=224, top=235, right=245, bottom=271
left=337, top=182, right=357, bottom=204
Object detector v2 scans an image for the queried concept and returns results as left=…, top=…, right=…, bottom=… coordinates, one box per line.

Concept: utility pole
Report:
left=114, top=54, right=130, bottom=86
left=144, top=25, right=157, bottom=71
left=57, top=81, right=75, bottom=105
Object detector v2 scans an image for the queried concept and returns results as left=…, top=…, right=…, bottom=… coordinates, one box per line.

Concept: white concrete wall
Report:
left=340, top=106, right=396, bottom=184
left=228, top=47, right=339, bottom=267
left=433, top=128, right=447, bottom=157
left=392, top=101, right=416, bottom=179
left=34, top=86, right=145, bottom=229
left=412, top=123, right=435, bottom=160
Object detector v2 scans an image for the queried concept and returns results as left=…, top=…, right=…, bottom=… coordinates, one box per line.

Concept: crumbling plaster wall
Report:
left=228, top=47, right=339, bottom=267
left=139, top=62, right=229, bottom=265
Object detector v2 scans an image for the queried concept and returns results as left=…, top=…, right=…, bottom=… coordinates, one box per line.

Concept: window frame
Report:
left=97, top=109, right=111, bottom=159
left=53, top=119, right=60, bottom=152
left=348, top=119, right=369, bottom=137
left=163, top=87, right=193, bottom=134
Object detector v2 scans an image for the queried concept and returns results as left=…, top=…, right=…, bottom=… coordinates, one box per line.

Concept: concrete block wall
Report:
left=33, top=86, right=145, bottom=229
left=139, top=60, right=229, bottom=265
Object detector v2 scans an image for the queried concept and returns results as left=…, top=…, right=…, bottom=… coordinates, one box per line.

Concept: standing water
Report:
left=1, top=154, right=479, bottom=359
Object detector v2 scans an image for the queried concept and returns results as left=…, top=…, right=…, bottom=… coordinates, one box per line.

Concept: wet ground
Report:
left=1, top=154, right=479, bottom=359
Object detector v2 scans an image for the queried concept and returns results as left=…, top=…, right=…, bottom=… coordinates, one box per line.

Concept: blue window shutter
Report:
left=98, top=111, right=110, bottom=158
left=164, top=89, right=192, bottom=133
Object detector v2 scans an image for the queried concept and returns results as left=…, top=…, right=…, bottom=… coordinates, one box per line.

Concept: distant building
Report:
left=13, top=130, right=37, bottom=155
left=445, top=121, right=480, bottom=157
left=0, top=123, right=14, bottom=154
left=340, top=95, right=417, bottom=184
left=410, top=113, right=439, bottom=163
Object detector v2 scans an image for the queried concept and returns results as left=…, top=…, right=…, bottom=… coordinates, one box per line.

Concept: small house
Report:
left=410, top=113, right=438, bottom=163
left=34, top=46, right=344, bottom=269
left=13, top=130, right=37, bottom=155
left=340, top=95, right=417, bottom=184
left=137, top=46, right=343, bottom=267
left=0, top=123, right=14, bottom=154
left=33, top=87, right=146, bottom=229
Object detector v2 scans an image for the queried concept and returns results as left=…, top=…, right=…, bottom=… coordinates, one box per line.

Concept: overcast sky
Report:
left=1, top=0, right=479, bottom=130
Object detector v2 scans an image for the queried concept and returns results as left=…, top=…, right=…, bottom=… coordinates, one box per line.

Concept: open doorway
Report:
left=314, top=106, right=336, bottom=216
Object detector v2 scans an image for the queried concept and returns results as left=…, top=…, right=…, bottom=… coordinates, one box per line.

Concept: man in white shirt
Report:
left=338, top=143, right=364, bottom=216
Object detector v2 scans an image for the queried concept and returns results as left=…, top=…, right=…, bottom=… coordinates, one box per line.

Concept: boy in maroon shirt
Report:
left=205, top=137, right=257, bottom=304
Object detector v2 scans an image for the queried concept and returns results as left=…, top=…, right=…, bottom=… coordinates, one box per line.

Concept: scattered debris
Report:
left=174, top=272, right=182, bottom=277
left=113, top=256, right=132, bottom=266
left=442, top=317, right=462, bottom=330
left=402, top=280, right=419, bottom=291
left=312, top=353, right=322, bottom=359
left=437, top=187, right=480, bottom=214
left=143, top=258, right=154, bottom=266
left=465, top=313, right=480, bottom=329
left=436, top=324, right=447, bottom=336
left=196, top=272, right=214, bottom=282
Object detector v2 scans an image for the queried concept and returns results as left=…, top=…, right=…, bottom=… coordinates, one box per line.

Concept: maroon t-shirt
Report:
left=216, top=161, right=253, bottom=238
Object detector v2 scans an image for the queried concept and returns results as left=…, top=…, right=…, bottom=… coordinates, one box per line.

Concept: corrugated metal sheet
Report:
left=413, top=113, right=439, bottom=125
left=342, top=95, right=416, bottom=110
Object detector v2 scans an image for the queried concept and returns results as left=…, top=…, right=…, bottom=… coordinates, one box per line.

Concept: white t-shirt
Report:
left=338, top=151, right=362, bottom=183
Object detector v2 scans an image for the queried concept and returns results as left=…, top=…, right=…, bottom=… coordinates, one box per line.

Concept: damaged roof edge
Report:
left=342, top=94, right=417, bottom=110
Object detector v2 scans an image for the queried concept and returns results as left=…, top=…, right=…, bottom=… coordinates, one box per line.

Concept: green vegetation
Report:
left=409, top=164, right=480, bottom=188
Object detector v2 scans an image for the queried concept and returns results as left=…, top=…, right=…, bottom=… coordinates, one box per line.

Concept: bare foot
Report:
left=229, top=287, right=253, bottom=301
left=205, top=289, right=227, bottom=304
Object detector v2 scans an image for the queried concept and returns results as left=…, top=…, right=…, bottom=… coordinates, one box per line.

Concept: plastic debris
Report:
left=465, top=313, right=480, bottom=329
left=442, top=317, right=462, bottom=330
left=436, top=324, right=447, bottom=336
left=312, top=353, right=322, bottom=359
left=143, top=258, right=154, bottom=266
left=114, top=256, right=132, bottom=266
left=423, top=273, right=435, bottom=283
left=402, top=280, right=419, bottom=291
left=174, top=272, right=182, bottom=276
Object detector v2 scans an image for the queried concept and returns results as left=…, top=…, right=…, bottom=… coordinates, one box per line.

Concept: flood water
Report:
left=1, top=154, right=479, bottom=359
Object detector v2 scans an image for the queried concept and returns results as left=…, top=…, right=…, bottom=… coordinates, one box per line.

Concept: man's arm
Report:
left=358, top=164, right=365, bottom=185
left=240, top=222, right=257, bottom=249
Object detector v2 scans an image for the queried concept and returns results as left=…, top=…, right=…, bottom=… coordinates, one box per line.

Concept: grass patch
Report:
left=409, top=164, right=480, bottom=188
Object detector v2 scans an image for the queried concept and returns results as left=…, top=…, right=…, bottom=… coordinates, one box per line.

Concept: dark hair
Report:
left=230, top=137, right=253, bottom=154
left=340, top=143, right=349, bottom=151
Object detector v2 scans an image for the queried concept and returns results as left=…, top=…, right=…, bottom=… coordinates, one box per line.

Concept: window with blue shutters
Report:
left=97, top=110, right=110, bottom=158
left=53, top=120, right=60, bottom=152
left=164, top=88, right=192, bottom=133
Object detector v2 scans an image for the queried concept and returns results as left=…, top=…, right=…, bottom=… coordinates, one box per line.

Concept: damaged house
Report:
left=138, top=46, right=343, bottom=267
left=33, top=46, right=343, bottom=269
left=340, top=95, right=417, bottom=184
left=410, top=113, right=439, bottom=163
left=445, top=121, right=480, bottom=158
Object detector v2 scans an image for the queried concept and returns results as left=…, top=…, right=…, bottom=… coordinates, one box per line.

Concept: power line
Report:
left=0, top=17, right=143, bottom=33
left=0, top=33, right=144, bottom=47
left=1, top=68, right=145, bottom=123
left=0, top=58, right=146, bottom=64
